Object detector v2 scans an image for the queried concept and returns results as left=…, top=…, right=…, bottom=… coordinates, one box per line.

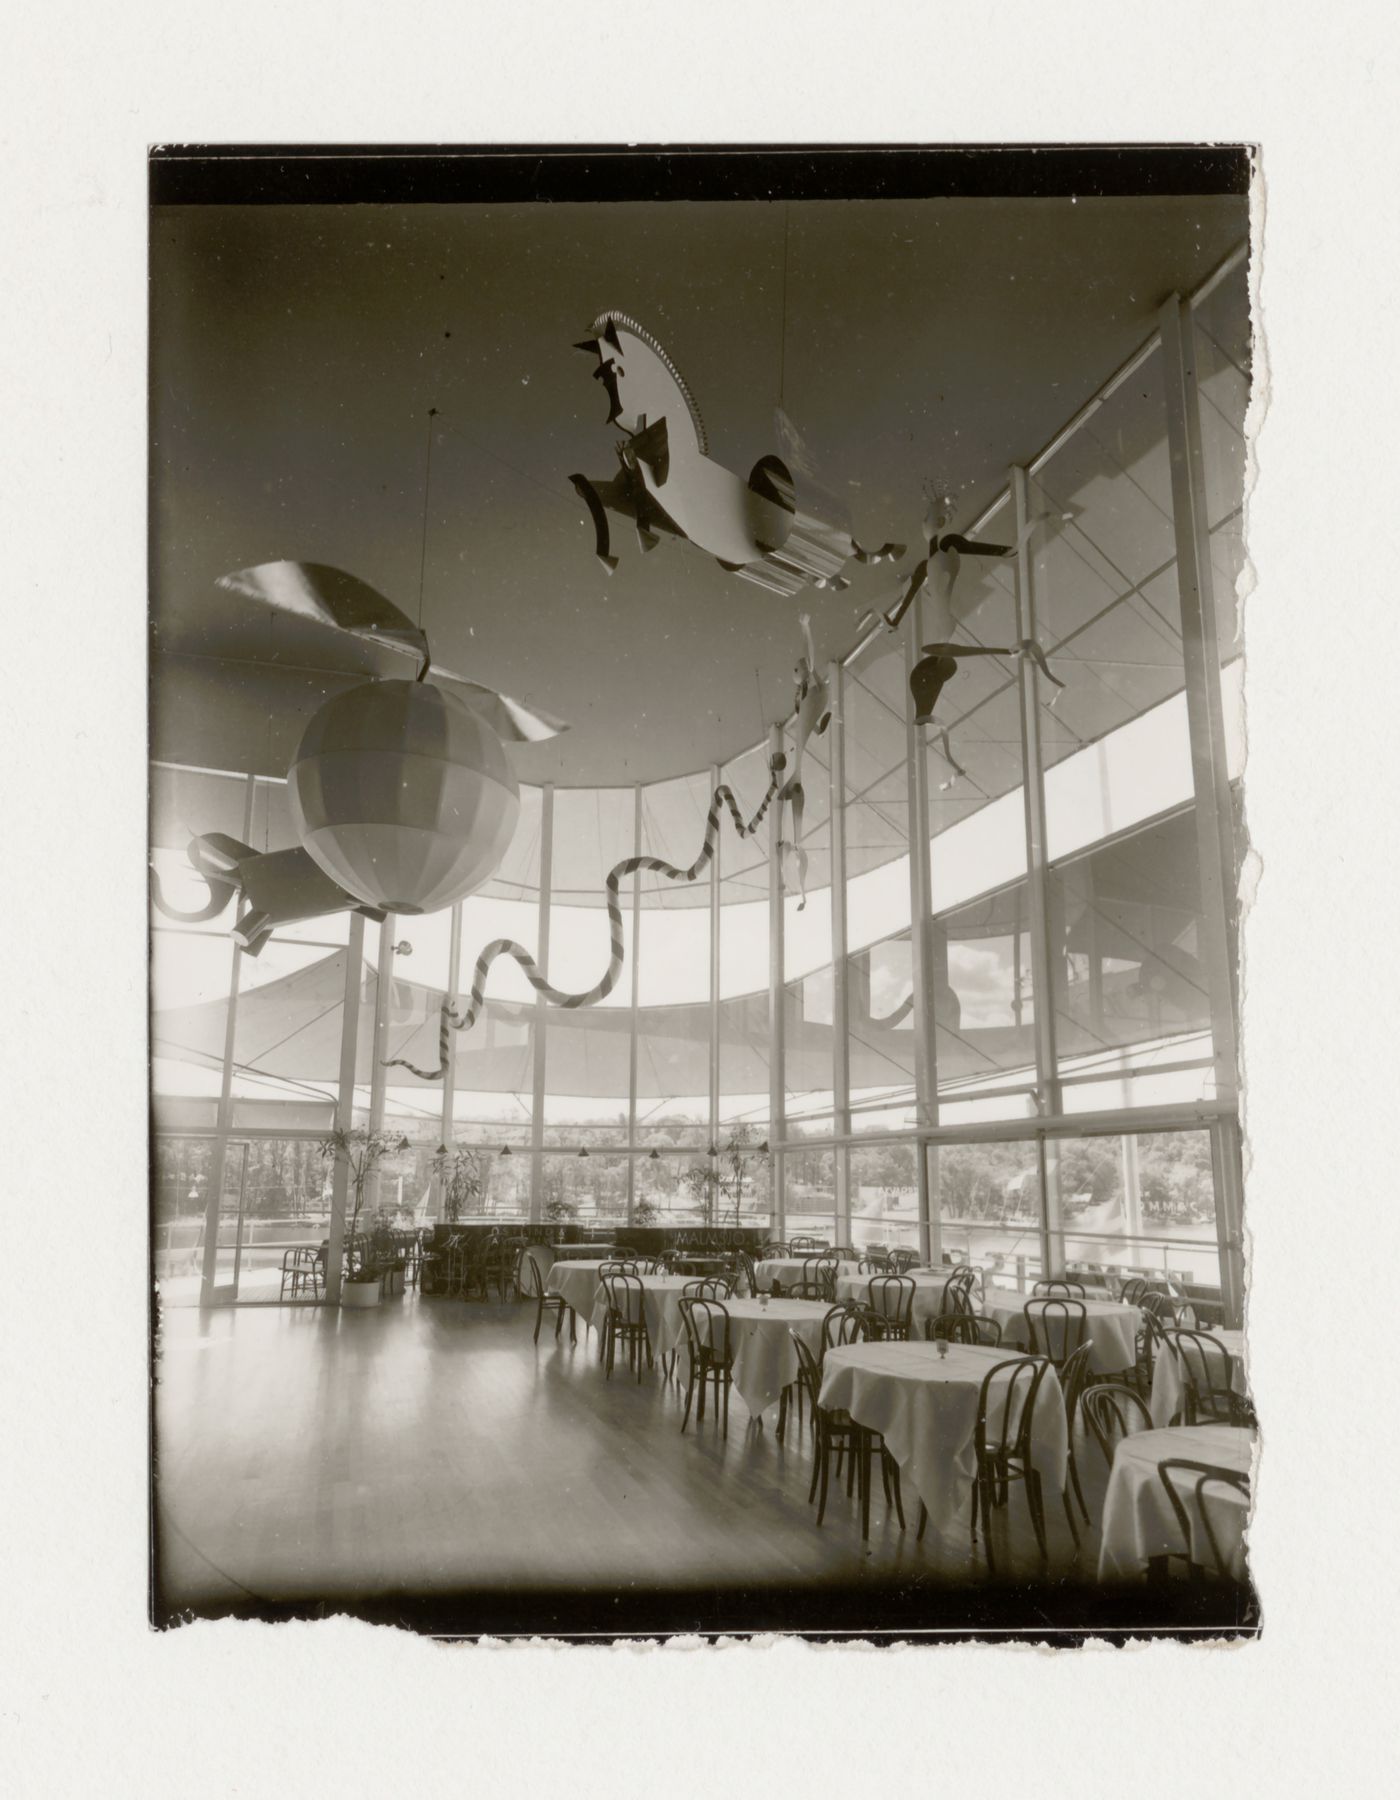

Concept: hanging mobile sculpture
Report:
left=568, top=314, right=904, bottom=595
left=777, top=611, right=832, bottom=910
left=384, top=757, right=787, bottom=1080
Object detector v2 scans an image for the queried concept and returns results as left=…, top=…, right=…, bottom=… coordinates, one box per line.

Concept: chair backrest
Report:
left=889, top=1249, right=921, bottom=1273
left=1033, top=1278, right=1086, bottom=1298
left=761, top=1241, right=788, bottom=1258
left=603, top=1272, right=645, bottom=1321
left=1023, top=1297, right=1088, bottom=1366
left=1163, top=1327, right=1235, bottom=1413
left=867, top=1275, right=916, bottom=1328
left=1141, top=1290, right=1176, bottom=1320
left=975, top=1357, right=1048, bottom=1465
left=1081, top=1384, right=1153, bottom=1463
left=790, top=1236, right=826, bottom=1253
left=599, top=1260, right=638, bottom=1278
left=1120, top=1277, right=1149, bottom=1306
left=685, top=1296, right=731, bottom=1360
left=949, top=1266, right=979, bottom=1294
left=515, top=1247, right=546, bottom=1298
left=683, top=1276, right=732, bottom=1301
left=1057, top=1340, right=1095, bottom=1422
left=790, top=1329, right=824, bottom=1410
left=1157, top=1459, right=1251, bottom=1580
left=829, top=1245, right=857, bottom=1260
left=858, top=1254, right=891, bottom=1275
left=821, top=1303, right=869, bottom=1351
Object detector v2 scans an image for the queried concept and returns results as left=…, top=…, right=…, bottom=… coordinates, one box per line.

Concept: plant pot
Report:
left=341, top=1279, right=382, bottom=1308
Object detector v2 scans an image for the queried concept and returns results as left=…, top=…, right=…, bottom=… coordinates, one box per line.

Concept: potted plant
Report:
left=431, top=1142, right=490, bottom=1224
left=319, top=1127, right=399, bottom=1308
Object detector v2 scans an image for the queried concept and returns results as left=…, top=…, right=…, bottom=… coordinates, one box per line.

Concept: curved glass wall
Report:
left=151, top=256, right=1249, bottom=1310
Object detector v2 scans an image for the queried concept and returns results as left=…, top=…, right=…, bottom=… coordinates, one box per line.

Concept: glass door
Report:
left=205, top=1140, right=249, bottom=1303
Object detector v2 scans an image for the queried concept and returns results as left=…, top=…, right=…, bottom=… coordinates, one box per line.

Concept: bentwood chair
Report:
left=789, top=1236, right=827, bottom=1253
left=866, top=1275, right=916, bottom=1341
left=1134, top=1304, right=1170, bottom=1396
left=761, top=1240, right=789, bottom=1259
left=1057, top=1340, right=1096, bottom=1537
left=682, top=1276, right=733, bottom=1301
left=1033, top=1279, right=1086, bottom=1298
left=789, top=1332, right=903, bottom=1537
left=599, top=1260, right=639, bottom=1279
left=279, top=1246, right=322, bottom=1302
left=1081, top=1383, right=1153, bottom=1468
left=857, top=1253, right=891, bottom=1276
left=516, top=1247, right=577, bottom=1346
left=1023, top=1297, right=1088, bottom=1369
left=1161, top=1328, right=1252, bottom=1426
left=969, top=1356, right=1053, bottom=1572
left=1157, top=1459, right=1252, bottom=1582
left=889, top=1249, right=921, bottom=1274
left=601, top=1273, right=653, bottom=1382
left=676, top=1297, right=734, bottom=1437
left=925, top=1305, right=1002, bottom=1348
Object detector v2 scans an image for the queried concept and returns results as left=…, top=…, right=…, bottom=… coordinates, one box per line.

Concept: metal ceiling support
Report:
left=827, top=662, right=852, bottom=1247
left=626, top=784, right=642, bottom=1226
left=439, top=901, right=462, bottom=1218
left=529, top=783, right=554, bottom=1226
left=199, top=771, right=257, bottom=1306
left=768, top=722, right=786, bottom=1236
left=903, top=590, right=939, bottom=1266
left=325, top=910, right=366, bottom=1307
left=1012, top=462, right=1065, bottom=1276
left=1160, top=291, right=1245, bottom=1328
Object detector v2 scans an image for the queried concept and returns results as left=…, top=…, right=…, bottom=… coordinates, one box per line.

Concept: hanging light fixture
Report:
left=707, top=1144, right=719, bottom=1158
left=436, top=1143, right=448, bottom=1158
left=395, top=1134, right=411, bottom=1151
left=647, top=1148, right=660, bottom=1161
left=757, top=1140, right=770, bottom=1155
left=499, top=1144, right=512, bottom=1158
left=578, top=1146, right=590, bottom=1159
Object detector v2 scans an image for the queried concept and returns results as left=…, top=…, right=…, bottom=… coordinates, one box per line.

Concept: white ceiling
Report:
left=150, top=193, right=1247, bottom=788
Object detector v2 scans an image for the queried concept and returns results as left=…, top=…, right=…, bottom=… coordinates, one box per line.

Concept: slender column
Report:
left=1012, top=463, right=1065, bottom=1274
left=199, top=772, right=256, bottom=1305
left=529, top=784, right=554, bottom=1225
left=1159, top=293, right=1244, bottom=1320
left=708, top=762, right=721, bottom=1163
left=438, top=902, right=462, bottom=1219
left=767, top=723, right=786, bottom=1235
left=903, top=591, right=938, bottom=1265
left=827, top=662, right=852, bottom=1247
left=365, top=913, right=397, bottom=1217
left=626, top=784, right=642, bottom=1226
left=325, top=911, right=367, bottom=1306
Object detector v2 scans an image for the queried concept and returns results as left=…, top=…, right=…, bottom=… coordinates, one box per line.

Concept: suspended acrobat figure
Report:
left=864, top=493, right=1064, bottom=788
left=568, top=313, right=904, bottom=596
left=384, top=756, right=788, bottom=1081
left=778, top=612, right=832, bottom=910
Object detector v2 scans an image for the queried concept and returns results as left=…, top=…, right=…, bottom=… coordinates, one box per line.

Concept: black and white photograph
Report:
left=147, top=144, right=1257, bottom=1639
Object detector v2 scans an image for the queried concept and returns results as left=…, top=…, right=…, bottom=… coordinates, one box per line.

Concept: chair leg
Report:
left=859, top=1434, right=872, bottom=1540
left=534, top=1296, right=544, bottom=1344
left=808, top=1429, right=822, bottom=1504
left=777, top=1388, right=788, bottom=1443
left=721, top=1371, right=730, bottom=1439
left=887, top=1455, right=905, bottom=1530
left=1027, top=1470, right=1049, bottom=1562
left=816, top=1439, right=830, bottom=1525
left=917, top=1500, right=928, bottom=1542
left=1068, top=1443, right=1090, bottom=1527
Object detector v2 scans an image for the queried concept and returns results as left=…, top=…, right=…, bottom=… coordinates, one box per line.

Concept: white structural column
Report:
left=1012, top=464, right=1066, bottom=1275
left=708, top=762, right=721, bottom=1162
left=827, top=662, right=852, bottom=1246
left=626, top=783, right=642, bottom=1225
left=199, top=771, right=257, bottom=1305
left=438, top=901, right=462, bottom=1217
left=529, top=783, right=555, bottom=1225
left=365, top=912, right=397, bottom=1216
left=325, top=911, right=367, bottom=1306
left=1159, top=293, right=1245, bottom=1327
left=903, top=592, right=939, bottom=1265
left=767, top=723, right=786, bottom=1235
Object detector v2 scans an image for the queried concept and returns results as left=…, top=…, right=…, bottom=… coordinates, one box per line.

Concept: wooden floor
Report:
left=152, top=1291, right=1241, bottom=1637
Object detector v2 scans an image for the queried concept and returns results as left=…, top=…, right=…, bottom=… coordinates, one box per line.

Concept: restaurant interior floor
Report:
left=152, top=1293, right=1254, bottom=1639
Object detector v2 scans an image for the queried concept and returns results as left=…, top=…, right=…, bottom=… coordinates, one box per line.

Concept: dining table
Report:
left=688, top=1296, right=829, bottom=1417
left=1150, top=1328, right=1249, bottom=1429
left=980, top=1287, right=1142, bottom=1374
left=544, top=1258, right=623, bottom=1321
left=818, top=1339, right=1068, bottom=1540
left=1097, top=1423, right=1255, bottom=1582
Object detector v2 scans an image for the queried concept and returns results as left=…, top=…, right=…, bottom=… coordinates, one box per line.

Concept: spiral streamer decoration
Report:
left=384, top=760, right=785, bottom=1081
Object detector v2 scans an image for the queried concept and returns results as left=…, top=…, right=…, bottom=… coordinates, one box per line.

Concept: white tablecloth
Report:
left=818, top=1341, right=1068, bottom=1539
left=545, top=1260, right=616, bottom=1318
left=754, top=1258, right=859, bottom=1291
left=686, top=1298, right=828, bottom=1416
left=982, top=1288, right=1142, bottom=1374
left=1150, top=1329, right=1248, bottom=1429
left=834, top=1271, right=976, bottom=1331
left=586, top=1275, right=694, bottom=1359
left=1098, top=1424, right=1255, bottom=1581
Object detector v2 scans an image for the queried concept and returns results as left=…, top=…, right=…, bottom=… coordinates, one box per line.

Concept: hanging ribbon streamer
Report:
left=385, top=760, right=786, bottom=1080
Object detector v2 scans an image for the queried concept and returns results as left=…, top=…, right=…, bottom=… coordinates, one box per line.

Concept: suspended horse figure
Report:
left=569, top=313, right=904, bottom=597
left=386, top=758, right=788, bottom=1080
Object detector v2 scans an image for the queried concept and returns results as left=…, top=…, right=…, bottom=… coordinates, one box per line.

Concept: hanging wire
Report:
left=416, top=405, right=439, bottom=628
left=778, top=202, right=790, bottom=410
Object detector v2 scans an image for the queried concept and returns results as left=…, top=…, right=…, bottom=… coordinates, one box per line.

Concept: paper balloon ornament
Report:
left=288, top=679, right=521, bottom=915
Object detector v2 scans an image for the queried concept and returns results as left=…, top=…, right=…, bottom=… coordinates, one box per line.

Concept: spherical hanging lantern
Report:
left=288, top=679, right=520, bottom=914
